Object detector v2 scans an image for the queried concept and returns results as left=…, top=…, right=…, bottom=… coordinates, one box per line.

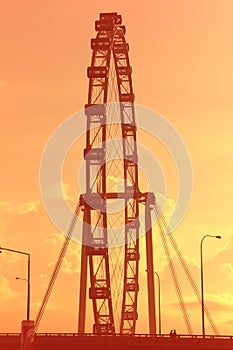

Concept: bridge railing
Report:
left=1, top=333, right=233, bottom=340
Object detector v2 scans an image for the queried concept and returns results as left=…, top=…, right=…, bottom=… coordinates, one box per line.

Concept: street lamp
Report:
left=16, top=277, right=28, bottom=282
left=200, top=235, right=221, bottom=338
left=0, top=246, right=31, bottom=321
left=146, top=270, right=162, bottom=335
left=154, top=271, right=162, bottom=336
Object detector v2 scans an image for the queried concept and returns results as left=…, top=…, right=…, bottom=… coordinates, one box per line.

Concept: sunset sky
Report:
left=0, top=0, right=233, bottom=336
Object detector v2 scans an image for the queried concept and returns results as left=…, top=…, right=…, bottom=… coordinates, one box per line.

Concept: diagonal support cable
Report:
left=159, top=212, right=219, bottom=335
left=155, top=209, right=193, bottom=334
left=35, top=203, right=81, bottom=332
left=154, top=204, right=219, bottom=335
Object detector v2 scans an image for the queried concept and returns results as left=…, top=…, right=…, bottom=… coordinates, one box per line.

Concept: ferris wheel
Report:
left=81, top=13, right=139, bottom=334
left=78, top=12, right=154, bottom=335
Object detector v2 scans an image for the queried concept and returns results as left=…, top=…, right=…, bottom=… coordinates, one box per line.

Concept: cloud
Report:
left=43, top=237, right=57, bottom=246
left=43, top=232, right=65, bottom=245
left=45, top=232, right=81, bottom=275
left=222, top=263, right=233, bottom=279
left=48, top=256, right=79, bottom=275
left=42, top=181, right=78, bottom=203
left=61, top=258, right=75, bottom=275
left=205, top=293, right=233, bottom=312
left=169, top=293, right=233, bottom=313
left=18, top=200, right=41, bottom=214
left=43, top=232, right=81, bottom=255
left=222, top=319, right=233, bottom=326
left=0, top=274, right=18, bottom=300
left=0, top=251, right=20, bottom=266
left=62, top=182, right=78, bottom=202
left=0, top=200, right=42, bottom=215
left=0, top=201, right=13, bottom=213
left=67, top=243, right=81, bottom=258
left=155, top=193, right=176, bottom=222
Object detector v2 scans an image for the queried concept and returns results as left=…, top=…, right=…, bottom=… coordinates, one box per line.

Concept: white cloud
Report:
left=205, top=293, right=233, bottom=313
left=62, top=182, right=78, bottom=202
left=61, top=258, right=74, bottom=275
left=43, top=237, right=57, bottom=246
left=169, top=292, right=233, bottom=313
left=45, top=234, right=81, bottom=275
left=222, top=263, right=233, bottom=278
left=48, top=257, right=78, bottom=275
left=18, top=200, right=41, bottom=214
left=0, top=201, right=13, bottom=213
left=0, top=200, right=41, bottom=215
left=67, top=244, right=81, bottom=258
left=0, top=251, right=20, bottom=266
left=42, top=181, right=78, bottom=203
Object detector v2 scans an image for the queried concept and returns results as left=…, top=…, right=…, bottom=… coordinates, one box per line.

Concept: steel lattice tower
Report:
left=78, top=12, right=156, bottom=335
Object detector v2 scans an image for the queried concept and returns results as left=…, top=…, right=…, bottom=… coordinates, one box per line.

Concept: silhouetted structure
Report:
left=2, top=333, right=233, bottom=350
left=33, top=11, right=221, bottom=342
left=78, top=12, right=156, bottom=335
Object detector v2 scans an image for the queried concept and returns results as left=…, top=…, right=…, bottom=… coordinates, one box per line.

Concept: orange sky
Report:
left=0, top=0, right=233, bottom=336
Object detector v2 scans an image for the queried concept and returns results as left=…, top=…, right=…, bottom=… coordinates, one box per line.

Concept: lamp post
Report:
left=146, top=270, right=162, bottom=335
left=154, top=271, right=161, bottom=336
left=200, top=235, right=221, bottom=338
left=0, top=246, right=31, bottom=321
